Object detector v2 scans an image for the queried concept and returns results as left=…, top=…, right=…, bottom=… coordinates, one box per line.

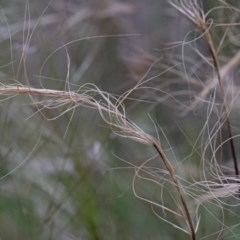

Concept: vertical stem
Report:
left=152, top=142, right=196, bottom=240
left=206, top=34, right=239, bottom=179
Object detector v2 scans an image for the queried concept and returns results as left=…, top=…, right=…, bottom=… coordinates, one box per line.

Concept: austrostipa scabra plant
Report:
left=0, top=82, right=198, bottom=239
left=166, top=0, right=240, bottom=238
left=2, top=0, right=240, bottom=239
left=169, top=0, right=239, bottom=183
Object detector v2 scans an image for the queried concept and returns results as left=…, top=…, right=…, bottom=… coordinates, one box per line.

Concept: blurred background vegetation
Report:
left=1, top=0, right=240, bottom=239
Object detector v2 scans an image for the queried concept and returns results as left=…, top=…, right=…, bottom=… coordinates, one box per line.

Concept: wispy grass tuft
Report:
left=0, top=81, right=198, bottom=238
left=2, top=1, right=240, bottom=239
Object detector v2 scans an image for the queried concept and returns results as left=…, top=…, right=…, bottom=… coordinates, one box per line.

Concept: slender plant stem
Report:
left=204, top=30, right=239, bottom=180
left=152, top=142, right=196, bottom=240
left=0, top=84, right=196, bottom=239
left=170, top=0, right=239, bottom=181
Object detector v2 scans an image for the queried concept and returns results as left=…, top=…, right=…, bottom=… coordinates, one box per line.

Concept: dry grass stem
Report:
left=0, top=82, right=196, bottom=238
left=170, top=0, right=239, bottom=197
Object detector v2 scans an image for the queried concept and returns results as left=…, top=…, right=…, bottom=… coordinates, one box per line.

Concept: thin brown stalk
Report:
left=170, top=0, right=239, bottom=186
left=152, top=141, right=196, bottom=240
left=0, top=83, right=195, bottom=238
left=199, top=8, right=239, bottom=185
